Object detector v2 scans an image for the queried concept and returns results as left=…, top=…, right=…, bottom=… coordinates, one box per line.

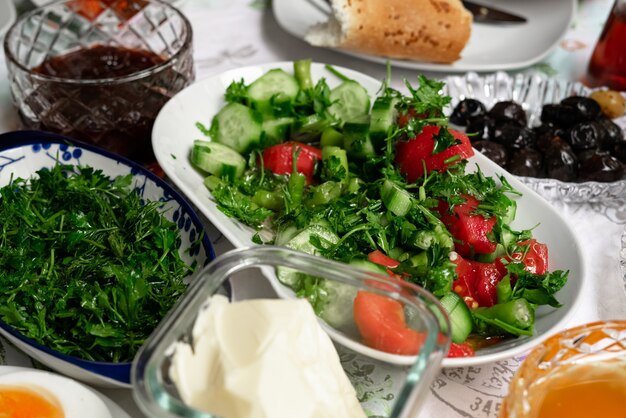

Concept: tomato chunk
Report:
left=452, top=255, right=480, bottom=308
left=447, top=342, right=475, bottom=358
left=438, top=195, right=497, bottom=257
left=261, top=142, right=322, bottom=185
left=473, top=261, right=504, bottom=307
left=395, top=125, right=474, bottom=182
left=496, top=239, right=549, bottom=277
left=353, top=291, right=425, bottom=355
left=516, top=239, right=548, bottom=275
left=367, top=250, right=400, bottom=268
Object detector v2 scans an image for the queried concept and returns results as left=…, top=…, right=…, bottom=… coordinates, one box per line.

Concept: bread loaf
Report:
left=305, top=0, right=473, bottom=64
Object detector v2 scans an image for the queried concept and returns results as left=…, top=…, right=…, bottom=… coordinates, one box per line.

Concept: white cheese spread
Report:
left=170, top=294, right=366, bottom=418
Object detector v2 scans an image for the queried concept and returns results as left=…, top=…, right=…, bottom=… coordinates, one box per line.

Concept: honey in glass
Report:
left=587, top=0, right=626, bottom=90
left=499, top=321, right=626, bottom=418
left=531, top=361, right=626, bottom=418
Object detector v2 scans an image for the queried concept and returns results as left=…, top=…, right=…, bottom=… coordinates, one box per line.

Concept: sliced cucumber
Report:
left=292, top=114, right=330, bottom=142
left=211, top=102, right=263, bottom=154
left=284, top=224, right=339, bottom=254
left=369, top=96, right=399, bottom=147
left=408, top=251, right=429, bottom=268
left=322, top=146, right=348, bottom=181
left=247, top=69, right=299, bottom=115
left=274, top=224, right=299, bottom=246
left=500, top=226, right=518, bottom=249
left=325, top=257, right=394, bottom=330
left=342, top=121, right=375, bottom=159
left=262, top=117, right=294, bottom=146
left=381, top=179, right=412, bottom=217
left=320, top=127, right=344, bottom=147
left=388, top=247, right=410, bottom=262
left=308, top=181, right=343, bottom=206
left=190, top=140, right=246, bottom=181
left=502, top=200, right=517, bottom=225
left=328, top=80, right=371, bottom=124
left=439, top=292, right=473, bottom=344
left=319, top=279, right=359, bottom=332
left=277, top=224, right=340, bottom=287
left=203, top=175, right=223, bottom=191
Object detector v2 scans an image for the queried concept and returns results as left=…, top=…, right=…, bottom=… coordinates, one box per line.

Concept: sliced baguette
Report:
left=305, top=0, right=473, bottom=64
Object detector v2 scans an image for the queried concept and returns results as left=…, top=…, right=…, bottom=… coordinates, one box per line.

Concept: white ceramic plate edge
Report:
left=152, top=61, right=586, bottom=367
left=272, top=0, right=576, bottom=72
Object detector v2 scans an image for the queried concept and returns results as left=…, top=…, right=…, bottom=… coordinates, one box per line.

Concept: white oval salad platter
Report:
left=152, top=62, right=585, bottom=367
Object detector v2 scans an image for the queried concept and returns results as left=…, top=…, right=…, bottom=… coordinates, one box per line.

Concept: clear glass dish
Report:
left=132, top=246, right=451, bottom=418
left=3, top=0, right=194, bottom=167
left=499, top=320, right=626, bottom=418
left=442, top=71, right=626, bottom=204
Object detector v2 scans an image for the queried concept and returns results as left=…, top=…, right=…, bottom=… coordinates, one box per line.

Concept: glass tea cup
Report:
left=499, top=320, right=626, bottom=418
left=586, top=0, right=626, bottom=91
left=3, top=0, right=194, bottom=168
left=132, top=246, right=451, bottom=418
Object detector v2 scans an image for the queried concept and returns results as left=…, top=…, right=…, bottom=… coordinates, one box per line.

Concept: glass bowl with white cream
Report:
left=131, top=246, right=451, bottom=418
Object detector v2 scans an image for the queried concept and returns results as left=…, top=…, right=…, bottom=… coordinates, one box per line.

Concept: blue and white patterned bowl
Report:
left=0, top=130, right=215, bottom=388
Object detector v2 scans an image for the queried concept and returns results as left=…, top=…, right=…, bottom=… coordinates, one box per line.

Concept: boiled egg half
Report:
left=0, top=369, right=112, bottom=418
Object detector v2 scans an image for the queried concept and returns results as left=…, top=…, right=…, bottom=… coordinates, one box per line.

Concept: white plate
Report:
left=0, top=0, right=16, bottom=38
left=0, top=366, right=131, bottom=418
left=272, top=0, right=576, bottom=72
left=152, top=62, right=585, bottom=367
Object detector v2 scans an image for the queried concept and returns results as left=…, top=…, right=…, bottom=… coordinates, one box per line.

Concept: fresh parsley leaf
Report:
left=224, top=78, right=248, bottom=104
left=211, top=182, right=273, bottom=228
left=432, top=127, right=461, bottom=154
left=508, top=262, right=569, bottom=307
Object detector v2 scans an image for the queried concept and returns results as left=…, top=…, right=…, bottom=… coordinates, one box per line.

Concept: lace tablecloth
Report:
left=0, top=0, right=624, bottom=417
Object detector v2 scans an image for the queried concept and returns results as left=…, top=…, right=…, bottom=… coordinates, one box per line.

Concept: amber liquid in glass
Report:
left=587, top=2, right=626, bottom=90
left=534, top=362, right=626, bottom=418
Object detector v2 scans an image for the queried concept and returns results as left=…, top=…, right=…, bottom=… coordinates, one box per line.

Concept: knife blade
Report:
left=463, top=1, right=527, bottom=24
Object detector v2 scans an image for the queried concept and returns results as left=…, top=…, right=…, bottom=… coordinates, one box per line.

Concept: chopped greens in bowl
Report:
left=0, top=130, right=214, bottom=387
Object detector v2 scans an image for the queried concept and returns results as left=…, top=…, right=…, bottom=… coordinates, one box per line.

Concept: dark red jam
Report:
left=23, top=45, right=174, bottom=167
left=33, top=44, right=164, bottom=79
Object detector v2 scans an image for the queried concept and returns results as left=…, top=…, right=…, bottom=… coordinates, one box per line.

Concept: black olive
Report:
left=540, top=104, right=579, bottom=129
left=473, top=140, right=508, bottom=167
left=465, top=115, right=489, bottom=140
left=576, top=148, right=599, bottom=164
left=579, top=153, right=624, bottom=182
left=596, top=117, right=624, bottom=150
left=450, top=99, right=487, bottom=126
left=507, top=149, right=545, bottom=178
left=567, top=121, right=603, bottom=151
left=613, top=141, right=626, bottom=164
left=544, top=138, right=578, bottom=182
left=486, top=117, right=502, bottom=141
left=560, top=96, right=602, bottom=121
left=494, top=125, right=536, bottom=151
left=534, top=123, right=561, bottom=153
left=488, top=101, right=527, bottom=127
